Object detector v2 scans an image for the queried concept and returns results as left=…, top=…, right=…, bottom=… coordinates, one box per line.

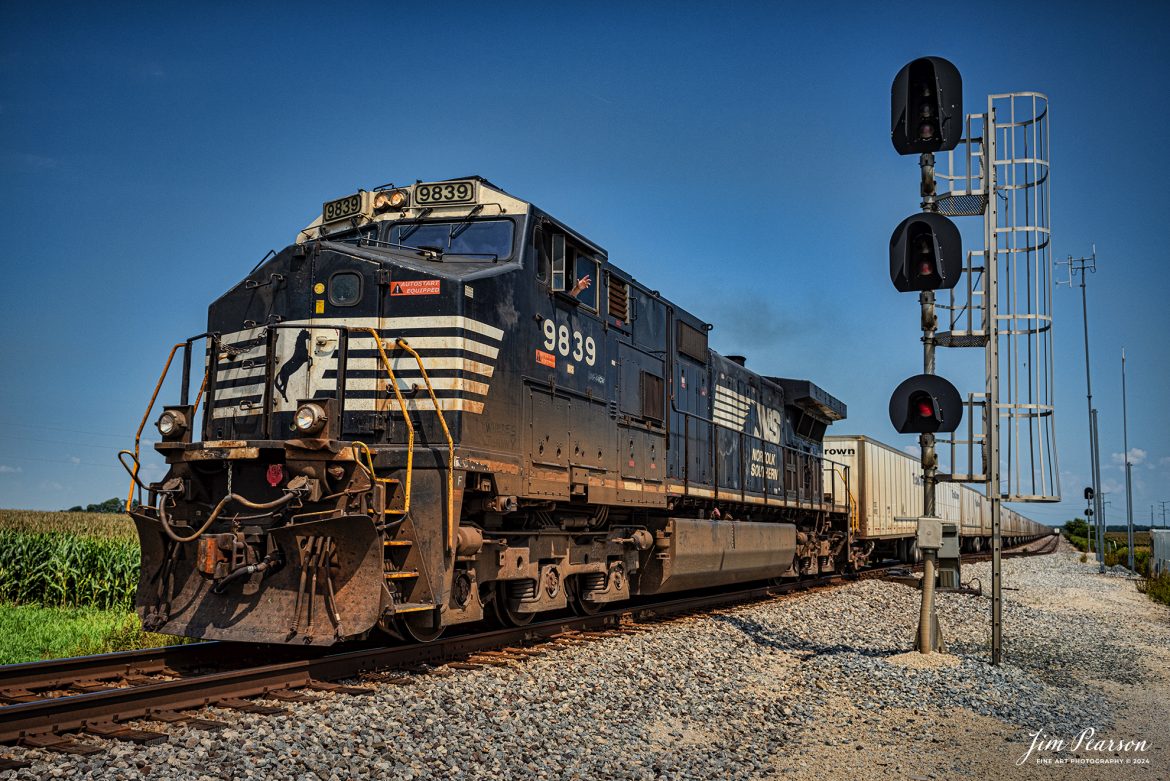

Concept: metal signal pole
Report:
left=917, top=150, right=942, bottom=655
left=1160, top=500, right=1169, bottom=529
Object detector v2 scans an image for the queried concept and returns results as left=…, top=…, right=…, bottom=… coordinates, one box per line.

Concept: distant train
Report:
left=123, top=176, right=1046, bottom=647
left=823, top=435, right=1050, bottom=562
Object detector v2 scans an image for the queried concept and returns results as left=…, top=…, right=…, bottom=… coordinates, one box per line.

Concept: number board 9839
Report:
left=322, top=193, right=363, bottom=223
left=415, top=180, right=476, bottom=206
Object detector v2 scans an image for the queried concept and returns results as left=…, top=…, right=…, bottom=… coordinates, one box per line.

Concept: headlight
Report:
left=294, top=403, right=327, bottom=435
left=156, top=409, right=187, bottom=439
left=373, top=189, right=409, bottom=211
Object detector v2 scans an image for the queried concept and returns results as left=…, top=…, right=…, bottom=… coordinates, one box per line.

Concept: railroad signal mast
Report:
left=887, top=58, right=1061, bottom=664
left=889, top=57, right=965, bottom=655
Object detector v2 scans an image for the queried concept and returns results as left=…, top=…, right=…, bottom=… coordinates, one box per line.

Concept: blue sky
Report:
left=1, top=2, right=1167, bottom=528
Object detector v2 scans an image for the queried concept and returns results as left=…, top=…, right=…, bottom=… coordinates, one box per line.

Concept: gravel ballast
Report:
left=3, top=539, right=1167, bottom=780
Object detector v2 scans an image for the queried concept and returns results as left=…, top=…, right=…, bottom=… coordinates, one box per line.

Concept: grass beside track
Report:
left=0, top=509, right=160, bottom=663
left=1138, top=572, right=1170, bottom=608
left=1062, top=530, right=1153, bottom=575
left=0, top=603, right=183, bottom=665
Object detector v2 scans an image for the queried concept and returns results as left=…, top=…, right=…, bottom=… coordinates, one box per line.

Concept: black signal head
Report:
left=889, top=374, right=963, bottom=434
left=891, top=57, right=963, bottom=155
left=890, top=211, right=962, bottom=292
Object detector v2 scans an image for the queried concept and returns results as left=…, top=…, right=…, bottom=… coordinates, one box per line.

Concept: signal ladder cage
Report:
left=932, top=92, right=1060, bottom=503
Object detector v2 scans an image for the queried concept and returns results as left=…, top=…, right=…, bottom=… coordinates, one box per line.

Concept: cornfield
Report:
left=0, top=510, right=136, bottom=540
left=0, top=531, right=139, bottom=611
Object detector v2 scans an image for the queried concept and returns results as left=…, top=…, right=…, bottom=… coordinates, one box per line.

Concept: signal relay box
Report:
left=916, top=517, right=943, bottom=549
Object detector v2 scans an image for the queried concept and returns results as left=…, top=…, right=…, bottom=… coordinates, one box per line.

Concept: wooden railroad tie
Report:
left=306, top=680, right=374, bottom=696
left=19, top=733, right=104, bottom=756
left=0, top=757, right=32, bottom=770
left=84, top=722, right=169, bottom=746
left=214, top=698, right=286, bottom=715
left=148, top=709, right=227, bottom=731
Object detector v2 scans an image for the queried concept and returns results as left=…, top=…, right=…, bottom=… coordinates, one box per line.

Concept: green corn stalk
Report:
left=0, top=530, right=140, bottom=610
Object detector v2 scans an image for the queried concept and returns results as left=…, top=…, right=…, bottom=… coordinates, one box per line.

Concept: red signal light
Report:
left=914, top=236, right=937, bottom=278
left=890, top=212, right=961, bottom=293
left=889, top=375, right=962, bottom=434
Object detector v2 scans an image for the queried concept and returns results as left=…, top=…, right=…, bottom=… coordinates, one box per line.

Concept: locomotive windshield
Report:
left=387, top=219, right=513, bottom=259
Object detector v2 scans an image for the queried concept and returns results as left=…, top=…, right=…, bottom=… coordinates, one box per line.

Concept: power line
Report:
left=1, top=420, right=139, bottom=441
left=0, top=453, right=123, bottom=470
left=0, top=434, right=158, bottom=451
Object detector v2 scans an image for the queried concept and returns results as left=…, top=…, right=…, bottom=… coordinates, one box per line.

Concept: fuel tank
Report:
left=636, top=517, right=797, bottom=594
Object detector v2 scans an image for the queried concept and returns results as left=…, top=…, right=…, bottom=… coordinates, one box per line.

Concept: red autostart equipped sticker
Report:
left=536, top=349, right=556, bottom=368
left=390, top=279, right=441, bottom=296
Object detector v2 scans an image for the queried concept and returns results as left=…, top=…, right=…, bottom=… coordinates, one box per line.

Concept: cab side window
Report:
left=534, top=227, right=549, bottom=282
left=547, top=230, right=599, bottom=312
left=552, top=233, right=567, bottom=291
left=573, top=254, right=598, bottom=311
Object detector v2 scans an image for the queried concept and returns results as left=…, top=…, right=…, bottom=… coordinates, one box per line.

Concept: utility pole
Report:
left=1092, top=411, right=1105, bottom=570
left=1102, top=497, right=1112, bottom=551
left=1122, top=349, right=1135, bottom=571
left=1058, top=248, right=1105, bottom=573
left=1159, top=499, right=1169, bottom=530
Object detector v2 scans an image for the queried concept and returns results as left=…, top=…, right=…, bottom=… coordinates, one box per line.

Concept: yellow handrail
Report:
left=193, top=367, right=208, bottom=412
left=833, top=466, right=858, bottom=534
left=126, top=344, right=183, bottom=511
left=361, top=328, right=417, bottom=517
left=352, top=439, right=408, bottom=516
left=126, top=345, right=211, bottom=512
left=395, top=337, right=455, bottom=554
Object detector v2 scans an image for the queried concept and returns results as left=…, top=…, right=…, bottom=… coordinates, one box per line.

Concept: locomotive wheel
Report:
left=567, top=576, right=601, bottom=616
left=490, top=582, right=535, bottom=627
left=398, top=611, right=445, bottom=643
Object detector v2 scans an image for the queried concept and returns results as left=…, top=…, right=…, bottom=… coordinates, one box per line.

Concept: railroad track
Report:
left=0, top=539, right=1057, bottom=765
